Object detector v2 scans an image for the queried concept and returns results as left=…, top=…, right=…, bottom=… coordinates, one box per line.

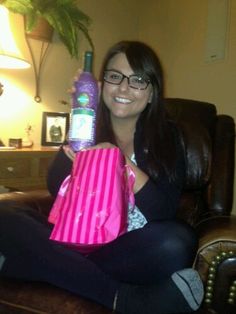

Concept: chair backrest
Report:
left=164, top=98, right=235, bottom=225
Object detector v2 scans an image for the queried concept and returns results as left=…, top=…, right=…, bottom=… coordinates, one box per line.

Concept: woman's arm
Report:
left=134, top=174, right=184, bottom=221
left=134, top=129, right=186, bottom=222
left=47, top=146, right=73, bottom=197
left=47, top=136, right=185, bottom=222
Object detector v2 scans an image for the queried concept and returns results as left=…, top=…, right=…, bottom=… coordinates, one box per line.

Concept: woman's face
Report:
left=102, top=53, right=153, bottom=121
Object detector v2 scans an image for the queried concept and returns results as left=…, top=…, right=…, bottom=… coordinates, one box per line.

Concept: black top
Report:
left=47, top=123, right=186, bottom=222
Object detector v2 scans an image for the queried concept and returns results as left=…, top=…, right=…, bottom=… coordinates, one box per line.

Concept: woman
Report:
left=0, top=41, right=203, bottom=313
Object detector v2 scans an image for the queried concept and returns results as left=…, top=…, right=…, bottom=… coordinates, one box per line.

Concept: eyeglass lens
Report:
left=104, top=70, right=149, bottom=90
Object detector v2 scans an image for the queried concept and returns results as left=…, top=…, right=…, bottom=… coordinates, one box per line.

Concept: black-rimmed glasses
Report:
left=104, top=70, right=150, bottom=90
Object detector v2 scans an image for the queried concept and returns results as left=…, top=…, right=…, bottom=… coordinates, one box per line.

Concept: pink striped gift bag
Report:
left=48, top=147, right=135, bottom=253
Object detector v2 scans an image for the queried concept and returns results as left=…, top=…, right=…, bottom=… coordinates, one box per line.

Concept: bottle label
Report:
left=71, top=108, right=95, bottom=140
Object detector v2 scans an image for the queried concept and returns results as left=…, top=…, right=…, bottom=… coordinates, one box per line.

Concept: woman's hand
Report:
left=63, top=145, right=76, bottom=162
left=68, top=69, right=102, bottom=99
left=63, top=142, right=116, bottom=162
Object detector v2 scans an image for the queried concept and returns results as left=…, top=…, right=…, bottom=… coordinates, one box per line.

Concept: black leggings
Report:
left=0, top=202, right=198, bottom=309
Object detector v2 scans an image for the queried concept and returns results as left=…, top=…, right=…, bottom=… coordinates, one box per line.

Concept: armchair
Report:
left=0, top=98, right=235, bottom=314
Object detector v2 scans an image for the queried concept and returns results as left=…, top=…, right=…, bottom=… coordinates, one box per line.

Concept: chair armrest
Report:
left=0, top=190, right=54, bottom=216
left=207, top=115, right=235, bottom=215
left=194, top=216, right=236, bottom=313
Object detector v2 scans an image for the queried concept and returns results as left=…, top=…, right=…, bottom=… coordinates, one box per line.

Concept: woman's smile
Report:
left=114, top=96, right=132, bottom=104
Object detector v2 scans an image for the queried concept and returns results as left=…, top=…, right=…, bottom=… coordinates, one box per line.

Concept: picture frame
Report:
left=41, top=112, right=70, bottom=146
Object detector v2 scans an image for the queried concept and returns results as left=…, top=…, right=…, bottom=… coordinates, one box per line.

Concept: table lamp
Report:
left=0, top=4, right=30, bottom=96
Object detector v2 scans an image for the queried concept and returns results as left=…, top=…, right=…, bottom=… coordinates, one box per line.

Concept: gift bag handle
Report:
left=124, top=164, right=135, bottom=209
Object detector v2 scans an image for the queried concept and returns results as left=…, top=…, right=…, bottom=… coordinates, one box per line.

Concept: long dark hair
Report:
left=96, top=41, right=177, bottom=181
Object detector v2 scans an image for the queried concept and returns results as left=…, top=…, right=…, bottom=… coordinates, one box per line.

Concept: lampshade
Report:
left=0, top=5, right=30, bottom=69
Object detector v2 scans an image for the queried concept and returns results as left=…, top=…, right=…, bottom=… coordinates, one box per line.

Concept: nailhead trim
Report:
left=204, top=251, right=236, bottom=305
left=228, top=279, right=236, bottom=305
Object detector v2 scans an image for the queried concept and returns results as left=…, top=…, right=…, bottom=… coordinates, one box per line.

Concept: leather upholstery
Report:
left=0, top=98, right=235, bottom=314
left=165, top=99, right=235, bottom=225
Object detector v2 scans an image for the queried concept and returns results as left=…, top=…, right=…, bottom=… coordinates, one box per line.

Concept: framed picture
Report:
left=41, top=112, right=70, bottom=146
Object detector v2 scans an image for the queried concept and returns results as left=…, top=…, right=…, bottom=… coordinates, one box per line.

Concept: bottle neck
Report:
left=84, top=51, right=93, bottom=72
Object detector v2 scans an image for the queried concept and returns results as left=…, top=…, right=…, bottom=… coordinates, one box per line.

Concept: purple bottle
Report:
left=69, top=51, right=98, bottom=152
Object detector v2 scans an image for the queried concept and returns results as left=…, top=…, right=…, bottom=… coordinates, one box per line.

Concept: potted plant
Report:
left=0, top=0, right=94, bottom=58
